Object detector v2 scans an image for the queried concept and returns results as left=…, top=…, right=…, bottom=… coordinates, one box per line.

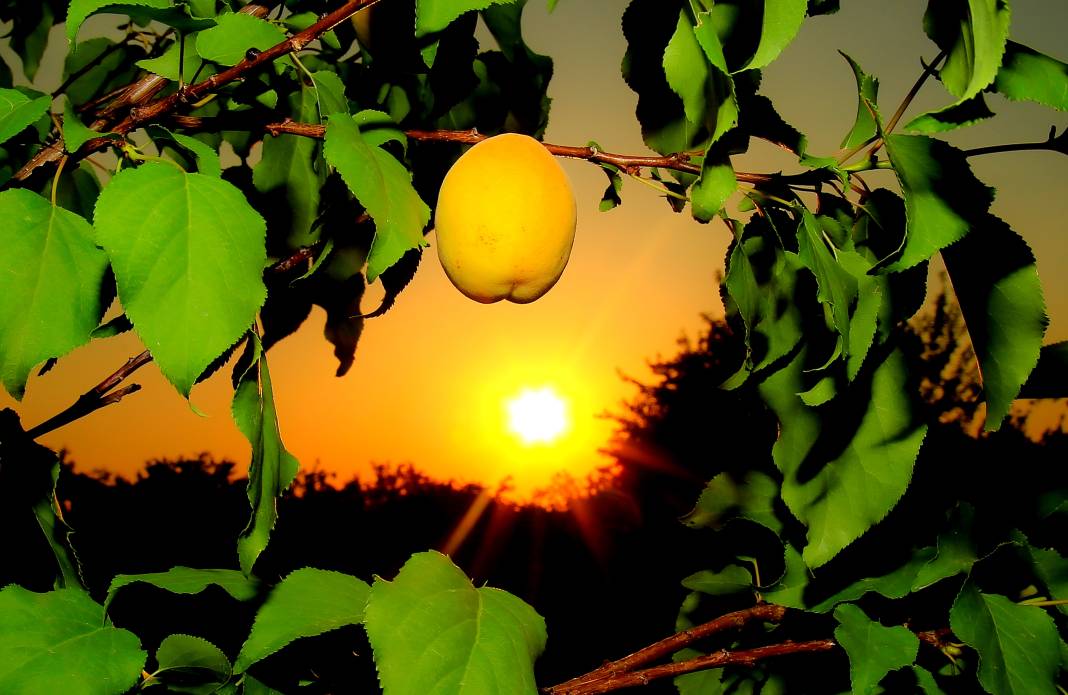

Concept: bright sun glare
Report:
left=506, top=387, right=569, bottom=445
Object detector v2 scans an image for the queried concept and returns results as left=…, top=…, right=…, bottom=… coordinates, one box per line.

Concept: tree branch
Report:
left=543, top=603, right=954, bottom=695
left=26, top=351, right=153, bottom=440
left=261, top=120, right=795, bottom=184
left=12, top=0, right=377, bottom=182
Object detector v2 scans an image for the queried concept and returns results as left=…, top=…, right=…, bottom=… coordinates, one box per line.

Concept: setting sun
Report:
left=506, top=387, right=569, bottom=445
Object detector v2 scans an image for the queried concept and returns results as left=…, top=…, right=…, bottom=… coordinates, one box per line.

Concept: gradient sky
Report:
left=2, top=0, right=1066, bottom=496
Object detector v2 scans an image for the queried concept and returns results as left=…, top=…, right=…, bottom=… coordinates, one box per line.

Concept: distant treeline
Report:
left=3, top=293, right=1065, bottom=692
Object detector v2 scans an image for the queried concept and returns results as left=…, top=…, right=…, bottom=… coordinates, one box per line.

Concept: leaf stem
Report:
left=50, top=156, right=68, bottom=206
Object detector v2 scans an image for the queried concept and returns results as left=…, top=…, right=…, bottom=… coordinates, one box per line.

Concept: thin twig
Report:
left=549, top=604, right=787, bottom=693
left=548, top=640, right=837, bottom=695
left=26, top=351, right=153, bottom=440
left=10, top=0, right=342, bottom=181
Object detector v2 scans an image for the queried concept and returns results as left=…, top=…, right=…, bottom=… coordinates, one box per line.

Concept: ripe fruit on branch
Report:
left=434, top=133, right=578, bottom=304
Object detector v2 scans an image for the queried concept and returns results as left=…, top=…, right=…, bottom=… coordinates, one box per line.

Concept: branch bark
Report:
left=262, top=119, right=795, bottom=183
left=543, top=603, right=954, bottom=695
left=26, top=351, right=153, bottom=440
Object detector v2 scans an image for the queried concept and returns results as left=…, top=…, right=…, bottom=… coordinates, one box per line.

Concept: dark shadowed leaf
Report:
left=681, top=565, right=753, bottom=596
left=942, top=215, right=1047, bottom=429
left=1018, top=342, right=1068, bottom=398
left=416, top=0, right=516, bottom=37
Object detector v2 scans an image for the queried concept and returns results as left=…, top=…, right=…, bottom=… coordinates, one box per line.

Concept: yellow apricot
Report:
left=434, top=133, right=577, bottom=304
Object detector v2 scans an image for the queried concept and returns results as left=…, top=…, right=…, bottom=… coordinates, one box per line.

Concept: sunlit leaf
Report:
left=66, top=0, right=173, bottom=43
left=839, top=52, right=879, bottom=150
left=365, top=551, right=546, bottom=694
left=0, top=88, right=50, bottom=146
left=834, top=603, right=919, bottom=695
left=762, top=543, right=809, bottom=608
left=994, top=41, right=1068, bottom=111
left=923, top=0, right=1011, bottom=101
left=0, top=190, right=107, bottom=400
left=950, top=583, right=1060, bottom=695
left=880, top=134, right=993, bottom=271
left=233, top=345, right=299, bottom=576
left=691, top=149, right=736, bottom=221
left=415, top=0, right=516, bottom=37
left=762, top=346, right=927, bottom=568
left=93, top=163, right=267, bottom=396
left=323, top=114, right=430, bottom=282
left=105, top=567, right=260, bottom=612
left=738, top=0, right=807, bottom=71
left=663, top=10, right=737, bottom=146
left=942, top=215, right=1047, bottom=429
left=62, top=100, right=101, bottom=154
left=148, top=634, right=231, bottom=692
left=312, top=71, right=349, bottom=120
left=150, top=126, right=222, bottom=177
left=235, top=568, right=370, bottom=673
left=905, top=93, right=994, bottom=133
left=196, top=12, right=286, bottom=66
left=136, top=34, right=203, bottom=82
left=0, top=586, right=145, bottom=693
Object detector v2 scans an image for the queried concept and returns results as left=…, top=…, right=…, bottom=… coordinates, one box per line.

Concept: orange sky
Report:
left=3, top=1, right=1067, bottom=497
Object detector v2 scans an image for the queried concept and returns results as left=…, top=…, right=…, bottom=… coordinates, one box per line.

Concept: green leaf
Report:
left=0, top=586, right=145, bottom=693
left=691, top=149, right=736, bottom=221
left=234, top=568, right=370, bottom=672
left=150, top=634, right=231, bottom=691
left=812, top=512, right=977, bottom=612
left=682, top=471, right=782, bottom=533
left=233, top=346, right=300, bottom=576
left=254, top=86, right=324, bottom=248
left=913, top=666, right=947, bottom=694
left=905, top=93, right=995, bottom=133
left=681, top=565, right=753, bottom=596
left=950, top=583, right=1060, bottom=695
left=364, top=551, right=546, bottom=694
left=0, top=190, right=108, bottom=400
left=11, top=4, right=55, bottom=81
left=62, top=99, right=100, bottom=154
left=738, top=0, right=807, bottom=71
left=93, top=162, right=267, bottom=396
left=196, top=12, right=286, bottom=66
left=663, top=10, right=738, bottom=145
left=994, top=41, right=1068, bottom=111
left=724, top=217, right=806, bottom=376
left=1020, top=540, right=1068, bottom=616
left=798, top=210, right=858, bottom=351
left=150, top=126, right=222, bottom=177
left=942, top=215, right=1047, bottom=430
left=354, top=110, right=407, bottom=150
left=66, top=0, right=181, bottom=43
left=833, top=603, right=919, bottom=695
left=762, top=543, right=809, bottom=608
left=0, top=88, right=50, bottom=146
left=880, top=134, right=993, bottom=271
left=923, top=0, right=1011, bottom=101
left=105, top=567, right=260, bottom=612
left=136, top=34, right=203, bottom=81
left=312, top=71, right=349, bottom=120
left=323, top=115, right=430, bottom=282
left=416, top=0, right=516, bottom=37
left=763, top=346, right=927, bottom=568
left=839, top=52, right=879, bottom=150
left=1018, top=342, right=1068, bottom=398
